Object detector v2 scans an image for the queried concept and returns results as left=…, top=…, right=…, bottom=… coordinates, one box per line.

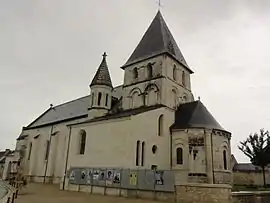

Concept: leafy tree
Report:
left=238, top=129, right=270, bottom=188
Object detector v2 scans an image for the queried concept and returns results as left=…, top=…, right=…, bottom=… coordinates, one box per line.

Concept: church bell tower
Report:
left=121, top=11, right=194, bottom=110
left=88, top=52, right=113, bottom=119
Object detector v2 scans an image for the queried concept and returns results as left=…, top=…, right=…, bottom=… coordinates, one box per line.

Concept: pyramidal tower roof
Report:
left=90, top=52, right=113, bottom=88
left=122, top=11, right=192, bottom=72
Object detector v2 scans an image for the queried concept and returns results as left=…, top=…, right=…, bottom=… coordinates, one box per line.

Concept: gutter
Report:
left=169, top=128, right=173, bottom=169
left=210, top=130, right=215, bottom=184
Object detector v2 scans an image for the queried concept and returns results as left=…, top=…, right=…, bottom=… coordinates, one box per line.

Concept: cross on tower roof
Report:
left=102, top=52, right=107, bottom=58
left=157, top=0, right=163, bottom=10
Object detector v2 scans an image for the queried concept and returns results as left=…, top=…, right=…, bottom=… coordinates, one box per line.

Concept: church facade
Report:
left=15, top=11, right=232, bottom=202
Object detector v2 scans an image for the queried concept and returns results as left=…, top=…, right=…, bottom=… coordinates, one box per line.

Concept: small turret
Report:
left=88, top=52, right=113, bottom=119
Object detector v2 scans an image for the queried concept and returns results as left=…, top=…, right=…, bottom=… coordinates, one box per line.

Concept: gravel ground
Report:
left=0, top=181, right=8, bottom=201
left=16, top=183, right=160, bottom=203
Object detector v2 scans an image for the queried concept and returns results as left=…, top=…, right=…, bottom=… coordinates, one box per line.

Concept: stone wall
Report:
left=176, top=183, right=232, bottom=203
left=232, top=192, right=270, bottom=203
left=233, top=171, right=270, bottom=186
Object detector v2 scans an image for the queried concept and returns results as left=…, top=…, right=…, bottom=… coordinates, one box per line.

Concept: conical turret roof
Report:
left=122, top=11, right=192, bottom=73
left=90, top=52, right=113, bottom=88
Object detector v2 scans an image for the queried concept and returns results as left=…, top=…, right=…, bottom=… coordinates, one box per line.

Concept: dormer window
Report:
left=133, top=67, right=138, bottom=79
left=147, top=63, right=153, bottom=78
left=173, top=65, right=177, bottom=80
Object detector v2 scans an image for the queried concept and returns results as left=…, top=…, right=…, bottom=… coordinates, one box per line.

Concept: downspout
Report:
left=62, top=126, right=72, bottom=190
left=210, top=130, right=215, bottom=184
left=43, top=125, right=54, bottom=183
left=170, top=127, right=172, bottom=169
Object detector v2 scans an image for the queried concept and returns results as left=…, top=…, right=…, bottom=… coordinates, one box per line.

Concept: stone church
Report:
left=15, top=11, right=232, bottom=202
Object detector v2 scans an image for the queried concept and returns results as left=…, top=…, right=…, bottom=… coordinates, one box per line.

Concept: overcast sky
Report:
left=1, top=0, right=270, bottom=162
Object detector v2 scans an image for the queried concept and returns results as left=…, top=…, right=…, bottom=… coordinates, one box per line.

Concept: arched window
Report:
left=182, top=71, right=185, bottom=86
left=98, top=92, right=102, bottom=106
left=136, top=141, right=140, bottom=166
left=158, top=115, right=164, bottom=136
left=141, top=142, right=145, bottom=166
left=172, top=89, right=178, bottom=108
left=28, top=142, right=32, bottom=160
left=91, top=92, right=95, bottom=106
left=133, top=67, right=138, bottom=79
left=173, top=65, right=177, bottom=80
left=223, top=150, right=227, bottom=170
left=176, top=147, right=183, bottom=165
left=105, top=94, right=109, bottom=106
left=147, top=63, right=153, bottom=78
left=79, top=130, right=86, bottom=155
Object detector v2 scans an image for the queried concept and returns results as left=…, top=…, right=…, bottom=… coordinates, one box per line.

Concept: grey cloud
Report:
left=1, top=0, right=270, bottom=162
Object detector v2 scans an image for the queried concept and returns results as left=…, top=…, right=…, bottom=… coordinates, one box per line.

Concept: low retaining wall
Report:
left=66, top=183, right=175, bottom=202
left=176, top=183, right=232, bottom=203
left=232, top=191, right=270, bottom=203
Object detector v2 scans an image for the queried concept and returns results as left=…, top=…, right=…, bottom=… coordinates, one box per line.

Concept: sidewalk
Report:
left=16, top=183, right=159, bottom=203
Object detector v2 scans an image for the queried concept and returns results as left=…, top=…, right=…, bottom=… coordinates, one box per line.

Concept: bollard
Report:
left=11, top=193, right=15, bottom=203
left=15, top=189, right=18, bottom=199
left=6, top=197, right=10, bottom=203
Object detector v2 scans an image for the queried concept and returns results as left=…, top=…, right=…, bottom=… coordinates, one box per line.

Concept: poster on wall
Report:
left=80, top=169, right=86, bottom=180
left=69, top=170, right=75, bottom=181
left=113, top=170, right=121, bottom=185
left=106, top=169, right=114, bottom=185
left=155, top=170, right=164, bottom=185
left=129, top=172, right=137, bottom=186
left=86, top=169, right=93, bottom=184
left=93, top=170, right=100, bottom=180
left=99, top=170, right=106, bottom=181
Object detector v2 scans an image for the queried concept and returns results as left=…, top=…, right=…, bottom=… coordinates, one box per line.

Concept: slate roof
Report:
left=233, top=163, right=263, bottom=172
left=25, top=86, right=123, bottom=129
left=122, top=11, right=192, bottom=73
left=90, top=53, right=112, bottom=87
left=171, top=100, right=226, bottom=132
left=69, top=104, right=166, bottom=126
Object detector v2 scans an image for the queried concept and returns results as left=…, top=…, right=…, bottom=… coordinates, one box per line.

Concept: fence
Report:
left=68, top=167, right=175, bottom=192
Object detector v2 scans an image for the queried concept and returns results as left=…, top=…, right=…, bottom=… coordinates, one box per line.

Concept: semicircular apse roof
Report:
left=171, top=100, right=227, bottom=132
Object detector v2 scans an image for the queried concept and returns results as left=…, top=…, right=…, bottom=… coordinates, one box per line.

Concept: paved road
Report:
left=16, top=183, right=159, bottom=203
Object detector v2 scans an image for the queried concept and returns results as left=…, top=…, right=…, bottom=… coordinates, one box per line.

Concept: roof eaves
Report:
left=24, top=114, right=88, bottom=130
left=26, top=107, right=52, bottom=128
left=68, top=104, right=166, bottom=127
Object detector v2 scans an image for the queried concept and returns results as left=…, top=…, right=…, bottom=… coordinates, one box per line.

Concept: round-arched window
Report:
left=173, top=65, right=177, bottom=80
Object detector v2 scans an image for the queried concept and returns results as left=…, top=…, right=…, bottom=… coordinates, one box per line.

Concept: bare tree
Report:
left=238, top=129, right=270, bottom=187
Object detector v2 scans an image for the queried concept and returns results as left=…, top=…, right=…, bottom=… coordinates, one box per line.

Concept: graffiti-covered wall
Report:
left=68, top=167, right=175, bottom=192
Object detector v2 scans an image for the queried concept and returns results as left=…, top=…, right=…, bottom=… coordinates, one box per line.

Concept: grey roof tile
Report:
left=90, top=52, right=112, bottom=87
left=25, top=86, right=123, bottom=129
left=122, top=11, right=192, bottom=72
left=71, top=104, right=166, bottom=126
left=233, top=163, right=262, bottom=172
left=171, top=100, right=226, bottom=132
